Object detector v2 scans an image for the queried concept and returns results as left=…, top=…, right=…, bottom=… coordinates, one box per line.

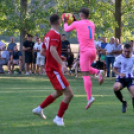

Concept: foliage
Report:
left=56, top=0, right=134, bottom=42
left=0, top=0, right=55, bottom=39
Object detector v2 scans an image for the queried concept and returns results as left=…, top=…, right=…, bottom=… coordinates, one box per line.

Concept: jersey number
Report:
left=44, top=37, right=50, bottom=50
left=88, top=26, right=92, bottom=39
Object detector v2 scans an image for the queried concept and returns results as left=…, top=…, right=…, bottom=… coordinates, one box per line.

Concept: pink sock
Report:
left=89, top=67, right=99, bottom=75
left=83, top=76, right=92, bottom=100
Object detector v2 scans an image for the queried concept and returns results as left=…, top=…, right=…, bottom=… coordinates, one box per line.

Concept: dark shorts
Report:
left=25, top=53, right=33, bottom=64
left=115, top=77, right=134, bottom=89
left=32, top=52, right=37, bottom=64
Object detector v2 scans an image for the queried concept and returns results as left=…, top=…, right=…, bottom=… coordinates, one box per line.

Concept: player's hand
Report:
left=62, top=62, right=69, bottom=74
left=63, top=17, right=67, bottom=23
left=119, top=73, right=126, bottom=78
left=73, top=14, right=77, bottom=21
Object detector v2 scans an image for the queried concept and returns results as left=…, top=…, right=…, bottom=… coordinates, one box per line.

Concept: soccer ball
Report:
left=62, top=13, right=74, bottom=25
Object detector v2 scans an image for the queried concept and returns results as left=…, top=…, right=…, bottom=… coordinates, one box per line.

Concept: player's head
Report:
left=62, top=34, right=66, bottom=41
left=50, top=14, right=60, bottom=26
left=123, top=44, right=132, bottom=58
left=79, top=7, right=90, bottom=19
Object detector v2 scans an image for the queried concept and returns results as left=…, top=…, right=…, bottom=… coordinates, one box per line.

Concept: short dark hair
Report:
left=50, top=14, right=60, bottom=25
left=27, top=34, right=33, bottom=38
left=80, top=7, right=90, bottom=18
left=62, top=34, right=66, bottom=37
left=124, top=44, right=131, bottom=49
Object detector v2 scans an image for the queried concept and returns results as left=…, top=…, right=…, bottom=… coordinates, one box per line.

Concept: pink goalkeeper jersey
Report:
left=64, top=20, right=95, bottom=52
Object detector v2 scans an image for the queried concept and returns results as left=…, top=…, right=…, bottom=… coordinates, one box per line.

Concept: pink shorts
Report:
left=80, top=49, right=96, bottom=71
left=46, top=70, right=69, bottom=90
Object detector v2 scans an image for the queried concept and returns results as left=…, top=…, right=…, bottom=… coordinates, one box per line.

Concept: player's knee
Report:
left=113, top=86, right=120, bottom=91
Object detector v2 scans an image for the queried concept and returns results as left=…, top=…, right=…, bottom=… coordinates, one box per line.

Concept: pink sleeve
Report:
left=64, top=22, right=76, bottom=32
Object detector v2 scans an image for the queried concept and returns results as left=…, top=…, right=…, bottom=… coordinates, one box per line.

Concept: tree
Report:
left=55, top=0, right=134, bottom=43
left=0, top=0, right=54, bottom=50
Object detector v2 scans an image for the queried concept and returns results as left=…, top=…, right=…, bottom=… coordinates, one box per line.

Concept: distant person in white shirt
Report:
left=105, top=37, right=115, bottom=77
left=0, top=46, right=9, bottom=74
left=113, top=44, right=134, bottom=113
left=113, top=38, right=122, bottom=58
left=95, top=36, right=102, bottom=48
left=34, top=38, right=45, bottom=75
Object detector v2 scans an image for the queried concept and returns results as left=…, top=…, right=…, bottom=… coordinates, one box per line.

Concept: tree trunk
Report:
left=115, top=0, right=122, bottom=43
left=20, top=0, right=27, bottom=70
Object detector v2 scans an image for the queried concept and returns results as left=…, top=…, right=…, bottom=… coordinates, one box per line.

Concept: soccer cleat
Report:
left=32, top=107, right=46, bottom=119
left=53, top=116, right=64, bottom=126
left=98, top=70, right=105, bottom=85
left=85, top=96, right=95, bottom=109
left=122, top=102, right=127, bottom=113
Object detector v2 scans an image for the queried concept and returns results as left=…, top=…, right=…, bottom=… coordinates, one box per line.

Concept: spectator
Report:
left=72, top=53, right=80, bottom=77
left=61, top=34, right=70, bottom=57
left=0, top=41, right=6, bottom=57
left=113, top=38, right=122, bottom=57
left=100, top=37, right=108, bottom=62
left=7, top=37, right=17, bottom=53
left=34, top=38, right=45, bottom=75
left=8, top=45, right=23, bottom=74
left=105, top=37, right=115, bottom=77
left=95, top=36, right=102, bottom=48
left=0, top=46, right=9, bottom=74
left=31, top=35, right=37, bottom=74
left=66, top=48, right=74, bottom=74
left=23, top=34, right=34, bottom=75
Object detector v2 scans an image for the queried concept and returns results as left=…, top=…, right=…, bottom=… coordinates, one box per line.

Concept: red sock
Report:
left=57, top=101, right=68, bottom=118
left=40, top=95, right=55, bottom=108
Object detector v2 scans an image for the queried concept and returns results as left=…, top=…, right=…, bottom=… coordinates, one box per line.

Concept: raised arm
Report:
left=64, top=22, right=76, bottom=32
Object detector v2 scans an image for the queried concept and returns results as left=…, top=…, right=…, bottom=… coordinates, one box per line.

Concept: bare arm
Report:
left=40, top=48, right=45, bottom=57
left=113, top=67, right=126, bottom=77
left=50, top=46, right=63, bottom=66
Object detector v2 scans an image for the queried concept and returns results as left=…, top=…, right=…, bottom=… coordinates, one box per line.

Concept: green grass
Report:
left=0, top=75, right=134, bottom=134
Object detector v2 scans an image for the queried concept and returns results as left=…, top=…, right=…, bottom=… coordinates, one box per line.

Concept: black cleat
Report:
left=122, top=102, right=127, bottom=113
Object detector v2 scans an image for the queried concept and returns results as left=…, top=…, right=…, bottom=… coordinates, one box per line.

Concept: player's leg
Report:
left=53, top=85, right=73, bottom=126
left=113, top=81, right=127, bottom=113
left=106, top=57, right=110, bottom=77
left=80, top=51, right=96, bottom=109
left=127, top=79, right=134, bottom=111
left=32, top=90, right=63, bottom=119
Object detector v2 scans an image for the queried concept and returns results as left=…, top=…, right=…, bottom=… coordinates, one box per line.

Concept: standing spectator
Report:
left=95, top=36, right=102, bottom=48
left=31, top=35, right=37, bottom=74
left=0, top=46, right=9, bottom=74
left=34, top=38, right=45, bottom=75
left=100, top=37, right=108, bottom=62
left=105, top=37, right=115, bottom=77
left=8, top=45, right=23, bottom=74
left=66, top=48, right=74, bottom=74
left=129, top=40, right=134, bottom=54
left=113, top=38, right=122, bottom=58
left=23, top=34, right=34, bottom=75
left=0, top=41, right=6, bottom=57
left=7, top=37, right=17, bottom=53
left=61, top=34, right=70, bottom=57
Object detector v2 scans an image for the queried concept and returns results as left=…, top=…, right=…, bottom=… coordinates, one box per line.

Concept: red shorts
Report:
left=46, top=70, right=69, bottom=90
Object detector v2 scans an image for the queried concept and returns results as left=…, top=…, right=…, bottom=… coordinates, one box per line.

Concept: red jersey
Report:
left=42, top=29, right=62, bottom=71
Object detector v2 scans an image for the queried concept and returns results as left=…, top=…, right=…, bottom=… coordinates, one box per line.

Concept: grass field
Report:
left=0, top=75, right=134, bottom=134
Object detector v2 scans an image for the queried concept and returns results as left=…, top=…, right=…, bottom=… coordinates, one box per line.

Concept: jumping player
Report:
left=32, top=14, right=74, bottom=126
left=113, top=44, right=134, bottom=113
left=63, top=7, right=105, bottom=109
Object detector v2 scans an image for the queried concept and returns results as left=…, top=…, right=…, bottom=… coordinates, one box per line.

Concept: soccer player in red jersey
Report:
left=32, top=14, right=74, bottom=126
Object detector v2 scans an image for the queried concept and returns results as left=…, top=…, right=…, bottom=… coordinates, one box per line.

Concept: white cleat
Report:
left=98, top=70, right=105, bottom=85
left=53, top=116, right=64, bottom=126
left=85, top=96, right=95, bottom=109
left=32, top=107, right=46, bottom=119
